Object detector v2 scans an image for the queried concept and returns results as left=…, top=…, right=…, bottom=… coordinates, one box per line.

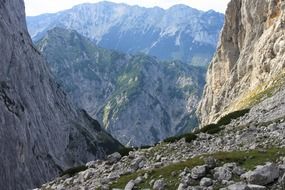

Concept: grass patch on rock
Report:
left=111, top=157, right=203, bottom=189
left=212, top=147, right=285, bottom=170
left=111, top=147, right=285, bottom=189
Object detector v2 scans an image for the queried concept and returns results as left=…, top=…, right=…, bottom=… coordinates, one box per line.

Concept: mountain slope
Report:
left=0, top=1, right=122, bottom=189
left=198, top=0, right=285, bottom=126
left=27, top=2, right=224, bottom=66
left=36, top=27, right=206, bottom=146
left=36, top=1, right=285, bottom=189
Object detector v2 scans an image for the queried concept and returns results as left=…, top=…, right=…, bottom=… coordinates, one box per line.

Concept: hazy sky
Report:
left=24, top=0, right=230, bottom=16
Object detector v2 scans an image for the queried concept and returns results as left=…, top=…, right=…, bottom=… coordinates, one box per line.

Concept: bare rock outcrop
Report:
left=0, top=0, right=122, bottom=189
left=198, top=0, right=285, bottom=126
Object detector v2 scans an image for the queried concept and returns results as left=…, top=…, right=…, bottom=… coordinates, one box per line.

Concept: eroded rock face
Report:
left=0, top=0, right=122, bottom=189
left=36, top=28, right=205, bottom=146
left=198, top=0, right=285, bottom=126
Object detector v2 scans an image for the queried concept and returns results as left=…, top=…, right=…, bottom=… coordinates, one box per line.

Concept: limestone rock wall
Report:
left=198, top=0, right=285, bottom=126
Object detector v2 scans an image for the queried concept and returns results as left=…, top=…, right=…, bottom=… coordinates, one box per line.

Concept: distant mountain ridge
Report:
left=27, top=1, right=224, bottom=66
left=37, top=27, right=206, bottom=146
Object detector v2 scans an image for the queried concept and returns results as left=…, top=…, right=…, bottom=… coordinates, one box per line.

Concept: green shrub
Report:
left=199, top=124, right=221, bottom=134
left=60, top=165, right=88, bottom=177
left=118, top=145, right=154, bottom=157
left=118, top=147, right=135, bottom=157
left=199, top=109, right=251, bottom=134
left=164, top=133, right=197, bottom=143
left=217, top=109, right=250, bottom=126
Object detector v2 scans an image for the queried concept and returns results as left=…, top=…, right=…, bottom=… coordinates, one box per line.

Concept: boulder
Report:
left=241, top=163, right=279, bottom=185
left=227, top=183, right=250, bottom=190
left=124, top=180, right=135, bottom=190
left=214, top=167, right=232, bottom=181
left=107, top=152, right=122, bottom=164
left=177, top=183, right=186, bottom=190
left=131, top=156, right=146, bottom=170
left=134, top=176, right=144, bottom=184
left=204, top=156, right=217, bottom=168
left=191, top=165, right=207, bottom=179
left=153, top=179, right=166, bottom=190
left=199, top=177, right=213, bottom=187
left=247, top=184, right=267, bottom=190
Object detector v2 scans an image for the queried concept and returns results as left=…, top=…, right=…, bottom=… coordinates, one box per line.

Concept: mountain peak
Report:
left=27, top=2, right=224, bottom=65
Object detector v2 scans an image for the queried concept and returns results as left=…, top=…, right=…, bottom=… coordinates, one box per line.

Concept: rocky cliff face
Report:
left=26, top=2, right=224, bottom=67
left=198, top=0, right=285, bottom=126
left=36, top=28, right=205, bottom=146
left=0, top=1, right=122, bottom=189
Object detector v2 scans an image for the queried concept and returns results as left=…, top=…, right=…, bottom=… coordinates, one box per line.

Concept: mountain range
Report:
left=27, top=1, right=224, bottom=67
left=36, top=27, right=205, bottom=146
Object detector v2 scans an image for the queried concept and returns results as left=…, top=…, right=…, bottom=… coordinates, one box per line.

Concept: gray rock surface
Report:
left=227, top=183, right=250, bottom=190
left=241, top=163, right=279, bottom=185
left=199, top=177, right=213, bottom=187
left=153, top=179, right=166, bottom=190
left=124, top=180, right=135, bottom=190
left=213, top=166, right=232, bottom=181
left=191, top=165, right=207, bottom=179
left=247, top=184, right=267, bottom=190
left=198, top=0, right=285, bottom=126
left=0, top=0, right=122, bottom=189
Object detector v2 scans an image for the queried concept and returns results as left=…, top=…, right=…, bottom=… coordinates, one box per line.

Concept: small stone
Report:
left=204, top=156, right=217, bottom=168
left=199, top=177, right=213, bottom=187
left=107, top=172, right=119, bottom=180
left=177, top=183, right=186, bottom=190
left=213, top=166, right=232, bottom=181
left=107, top=152, right=122, bottom=164
left=154, top=162, right=164, bottom=168
left=83, top=169, right=94, bottom=181
left=227, top=182, right=250, bottom=190
left=191, top=165, right=207, bottom=179
left=101, top=185, right=110, bottom=190
left=134, top=176, right=144, bottom=184
left=153, top=179, right=166, bottom=190
left=171, top=171, right=177, bottom=177
left=247, top=184, right=267, bottom=190
left=149, top=179, right=155, bottom=186
left=124, top=180, right=135, bottom=190
left=144, top=173, right=149, bottom=179
left=232, top=166, right=245, bottom=176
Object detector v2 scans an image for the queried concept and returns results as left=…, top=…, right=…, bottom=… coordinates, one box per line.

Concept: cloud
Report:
left=24, top=0, right=230, bottom=16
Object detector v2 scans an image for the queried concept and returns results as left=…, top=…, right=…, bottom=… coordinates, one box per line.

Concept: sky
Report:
left=24, top=0, right=230, bottom=16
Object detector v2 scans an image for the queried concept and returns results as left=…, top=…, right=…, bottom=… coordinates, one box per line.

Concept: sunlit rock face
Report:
left=198, top=0, right=285, bottom=126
